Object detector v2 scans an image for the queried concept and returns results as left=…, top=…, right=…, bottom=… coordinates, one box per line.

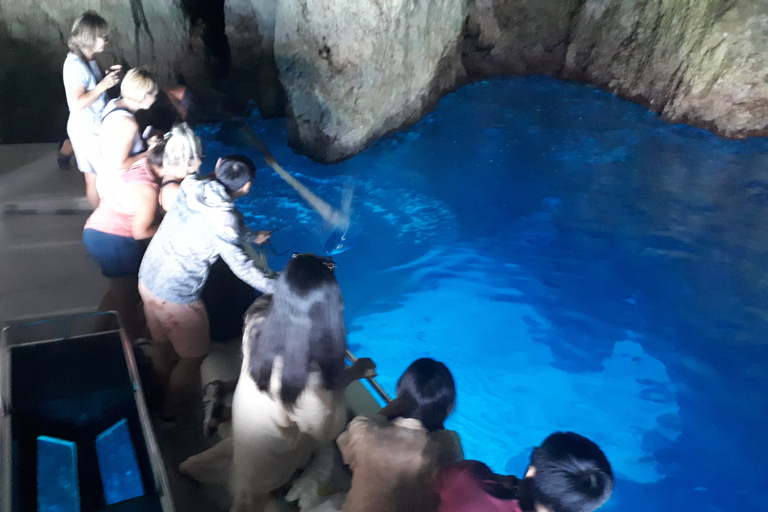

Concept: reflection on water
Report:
left=198, top=76, right=768, bottom=512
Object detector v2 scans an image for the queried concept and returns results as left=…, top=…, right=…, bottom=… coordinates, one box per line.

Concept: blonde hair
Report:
left=120, top=68, right=158, bottom=103
left=68, top=11, right=109, bottom=54
left=163, top=123, right=202, bottom=169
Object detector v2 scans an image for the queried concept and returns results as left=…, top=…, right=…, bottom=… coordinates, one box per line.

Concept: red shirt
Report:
left=436, top=461, right=524, bottom=512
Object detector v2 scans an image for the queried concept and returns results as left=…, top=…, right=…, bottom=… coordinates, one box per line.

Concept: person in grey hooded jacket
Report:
left=138, top=154, right=276, bottom=421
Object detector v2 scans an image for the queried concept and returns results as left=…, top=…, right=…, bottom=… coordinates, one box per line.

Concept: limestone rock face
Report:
left=226, top=0, right=285, bottom=117
left=462, top=0, right=581, bottom=77
left=563, top=0, right=768, bottom=138
left=1, top=1, right=202, bottom=84
left=273, top=0, right=466, bottom=162
left=0, top=1, right=202, bottom=143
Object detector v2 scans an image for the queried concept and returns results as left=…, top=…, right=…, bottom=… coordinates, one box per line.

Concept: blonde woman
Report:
left=63, top=11, right=121, bottom=207
left=157, top=123, right=204, bottom=211
left=100, top=68, right=158, bottom=177
left=82, top=124, right=198, bottom=340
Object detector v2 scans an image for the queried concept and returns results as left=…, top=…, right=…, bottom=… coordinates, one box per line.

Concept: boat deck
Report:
left=0, top=144, right=380, bottom=511
left=0, top=145, right=234, bottom=511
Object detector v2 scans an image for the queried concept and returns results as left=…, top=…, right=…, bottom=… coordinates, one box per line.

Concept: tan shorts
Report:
left=138, top=281, right=211, bottom=358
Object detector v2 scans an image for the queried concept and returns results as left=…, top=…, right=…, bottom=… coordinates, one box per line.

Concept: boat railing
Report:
left=346, top=349, right=392, bottom=404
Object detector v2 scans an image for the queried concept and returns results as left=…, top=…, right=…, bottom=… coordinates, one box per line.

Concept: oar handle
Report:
left=239, top=126, right=348, bottom=228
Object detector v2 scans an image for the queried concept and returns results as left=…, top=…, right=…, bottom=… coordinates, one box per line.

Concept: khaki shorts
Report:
left=138, top=281, right=211, bottom=358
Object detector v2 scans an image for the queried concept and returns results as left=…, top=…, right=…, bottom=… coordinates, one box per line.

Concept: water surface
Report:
left=198, top=76, right=768, bottom=512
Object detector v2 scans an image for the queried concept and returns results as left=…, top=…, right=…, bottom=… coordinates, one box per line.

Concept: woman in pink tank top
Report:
left=83, top=124, right=202, bottom=340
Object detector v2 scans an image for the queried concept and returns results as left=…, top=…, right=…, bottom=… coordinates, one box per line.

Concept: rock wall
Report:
left=461, top=0, right=580, bottom=76
left=563, top=0, right=768, bottom=138
left=275, top=0, right=768, bottom=160
left=226, top=0, right=285, bottom=117
left=0, top=1, right=202, bottom=143
left=4, top=0, right=768, bottom=154
left=273, top=0, right=466, bottom=162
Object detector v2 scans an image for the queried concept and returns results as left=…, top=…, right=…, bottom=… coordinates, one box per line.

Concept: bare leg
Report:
left=162, top=355, right=206, bottom=421
left=84, top=172, right=99, bottom=209
left=103, top=276, right=148, bottom=342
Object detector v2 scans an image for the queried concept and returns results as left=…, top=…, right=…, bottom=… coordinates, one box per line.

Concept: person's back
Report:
left=436, top=432, right=613, bottom=512
left=85, top=157, right=159, bottom=237
left=139, top=173, right=262, bottom=304
left=338, top=358, right=463, bottom=512
left=339, top=414, right=462, bottom=512
left=436, top=461, right=522, bottom=512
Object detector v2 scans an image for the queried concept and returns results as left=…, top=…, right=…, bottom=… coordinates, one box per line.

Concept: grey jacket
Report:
left=139, top=175, right=276, bottom=304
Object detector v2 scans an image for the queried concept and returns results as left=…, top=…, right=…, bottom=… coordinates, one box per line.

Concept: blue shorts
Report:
left=83, top=229, right=148, bottom=278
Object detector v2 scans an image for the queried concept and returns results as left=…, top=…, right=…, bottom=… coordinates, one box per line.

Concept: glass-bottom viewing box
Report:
left=1, top=312, right=174, bottom=512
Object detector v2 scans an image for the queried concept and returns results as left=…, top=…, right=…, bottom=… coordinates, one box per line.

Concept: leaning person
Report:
left=435, top=431, right=613, bottom=512
left=177, top=254, right=375, bottom=512
left=63, top=11, right=121, bottom=207
left=137, top=155, right=276, bottom=422
left=82, top=134, right=176, bottom=341
left=336, top=358, right=463, bottom=512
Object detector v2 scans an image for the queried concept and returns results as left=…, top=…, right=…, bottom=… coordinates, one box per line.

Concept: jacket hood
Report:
left=182, top=175, right=234, bottom=214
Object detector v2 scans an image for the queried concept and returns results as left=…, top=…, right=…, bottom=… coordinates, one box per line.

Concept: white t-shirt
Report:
left=63, top=52, right=106, bottom=134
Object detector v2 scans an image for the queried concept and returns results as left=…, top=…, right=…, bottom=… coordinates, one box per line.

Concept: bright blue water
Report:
left=37, top=436, right=80, bottom=512
left=95, top=418, right=145, bottom=504
left=197, top=76, right=768, bottom=512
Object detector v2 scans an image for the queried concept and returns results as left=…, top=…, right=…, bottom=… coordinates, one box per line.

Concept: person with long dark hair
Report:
left=336, top=358, right=463, bottom=512
left=178, top=254, right=375, bottom=512
left=435, top=431, right=613, bottom=512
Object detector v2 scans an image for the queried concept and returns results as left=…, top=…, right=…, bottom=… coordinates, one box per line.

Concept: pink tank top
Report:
left=85, top=158, right=160, bottom=238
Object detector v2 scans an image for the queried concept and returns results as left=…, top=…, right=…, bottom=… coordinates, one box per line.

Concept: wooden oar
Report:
left=239, top=126, right=349, bottom=231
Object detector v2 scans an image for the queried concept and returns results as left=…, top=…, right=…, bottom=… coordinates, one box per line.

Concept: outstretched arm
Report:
left=215, top=228, right=276, bottom=294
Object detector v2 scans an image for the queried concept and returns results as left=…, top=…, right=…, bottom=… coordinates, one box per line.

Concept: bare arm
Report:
left=130, top=184, right=160, bottom=240
left=101, top=115, right=147, bottom=171
left=158, top=183, right=181, bottom=212
left=66, top=69, right=120, bottom=111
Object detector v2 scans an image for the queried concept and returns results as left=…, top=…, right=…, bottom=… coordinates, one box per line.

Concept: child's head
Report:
left=388, top=358, right=455, bottom=432
left=68, top=11, right=108, bottom=54
left=215, top=154, right=256, bottom=196
left=528, top=432, right=613, bottom=512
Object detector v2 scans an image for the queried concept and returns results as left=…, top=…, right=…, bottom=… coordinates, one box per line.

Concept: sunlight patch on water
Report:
left=348, top=247, right=679, bottom=484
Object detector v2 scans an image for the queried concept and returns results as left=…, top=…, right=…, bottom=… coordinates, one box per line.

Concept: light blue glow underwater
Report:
left=95, top=418, right=145, bottom=505
left=37, top=436, right=80, bottom=512
left=196, top=76, right=768, bottom=512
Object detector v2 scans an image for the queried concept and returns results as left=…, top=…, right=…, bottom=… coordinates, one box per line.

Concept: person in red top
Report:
left=436, top=432, right=613, bottom=512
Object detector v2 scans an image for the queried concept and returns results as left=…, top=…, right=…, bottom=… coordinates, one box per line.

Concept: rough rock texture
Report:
left=4, top=0, right=768, bottom=154
left=461, top=0, right=581, bottom=76
left=273, top=0, right=466, bottom=162
left=0, top=1, right=203, bottom=143
left=226, top=0, right=285, bottom=117
left=563, top=0, right=768, bottom=138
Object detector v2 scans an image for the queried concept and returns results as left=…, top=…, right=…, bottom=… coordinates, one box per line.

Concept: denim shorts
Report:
left=83, top=228, right=148, bottom=278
